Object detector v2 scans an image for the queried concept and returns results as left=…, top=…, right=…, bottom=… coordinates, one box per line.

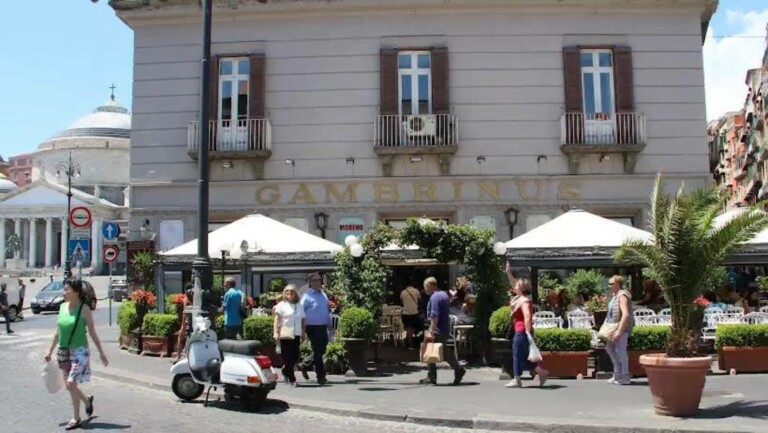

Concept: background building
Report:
left=8, top=153, right=35, bottom=187
left=113, top=0, right=715, bottom=288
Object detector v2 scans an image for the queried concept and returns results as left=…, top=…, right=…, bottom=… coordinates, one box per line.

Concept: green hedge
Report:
left=243, top=315, right=275, bottom=346
left=489, top=306, right=511, bottom=338
left=338, top=307, right=377, bottom=340
left=534, top=329, right=592, bottom=352
left=164, top=295, right=179, bottom=314
left=715, top=324, right=768, bottom=349
left=627, top=326, right=669, bottom=351
left=142, top=313, right=180, bottom=337
left=118, top=301, right=138, bottom=334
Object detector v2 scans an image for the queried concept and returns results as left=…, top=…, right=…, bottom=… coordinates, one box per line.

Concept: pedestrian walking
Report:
left=17, top=278, right=26, bottom=320
left=505, top=265, right=549, bottom=388
left=419, top=277, right=466, bottom=386
left=220, top=278, right=244, bottom=340
left=298, top=271, right=330, bottom=385
left=44, top=279, right=109, bottom=430
left=0, top=283, right=13, bottom=334
left=273, top=284, right=305, bottom=387
left=400, top=285, right=422, bottom=348
left=604, top=275, right=634, bottom=385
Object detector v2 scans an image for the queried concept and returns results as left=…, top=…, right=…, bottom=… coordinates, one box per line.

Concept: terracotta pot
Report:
left=127, top=330, right=143, bottom=355
left=628, top=350, right=661, bottom=377
left=640, top=354, right=711, bottom=417
left=718, top=347, right=768, bottom=373
left=141, top=335, right=171, bottom=357
left=541, top=351, right=589, bottom=378
left=343, top=338, right=369, bottom=377
left=119, top=333, right=132, bottom=351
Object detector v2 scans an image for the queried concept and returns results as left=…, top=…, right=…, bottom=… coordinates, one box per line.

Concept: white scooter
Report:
left=170, top=312, right=278, bottom=411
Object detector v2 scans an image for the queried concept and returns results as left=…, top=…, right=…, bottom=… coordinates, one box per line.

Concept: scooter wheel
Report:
left=247, top=389, right=269, bottom=411
left=172, top=374, right=204, bottom=401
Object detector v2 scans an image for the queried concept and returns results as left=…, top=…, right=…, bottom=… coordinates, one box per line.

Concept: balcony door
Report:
left=218, top=57, right=250, bottom=151
left=581, top=50, right=615, bottom=144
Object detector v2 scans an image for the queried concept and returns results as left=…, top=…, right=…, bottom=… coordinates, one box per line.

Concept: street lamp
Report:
left=56, top=151, right=81, bottom=277
left=314, top=212, right=329, bottom=239
left=503, top=207, right=520, bottom=240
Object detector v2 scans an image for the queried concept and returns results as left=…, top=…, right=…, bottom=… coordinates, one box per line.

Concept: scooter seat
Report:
left=219, top=339, right=262, bottom=355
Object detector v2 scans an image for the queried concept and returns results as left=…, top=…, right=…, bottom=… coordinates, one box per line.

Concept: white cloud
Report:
left=704, top=10, right=768, bottom=120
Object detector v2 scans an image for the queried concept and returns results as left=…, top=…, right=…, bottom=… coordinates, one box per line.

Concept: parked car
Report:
left=109, top=278, right=129, bottom=302
left=30, top=280, right=97, bottom=314
left=0, top=282, right=22, bottom=322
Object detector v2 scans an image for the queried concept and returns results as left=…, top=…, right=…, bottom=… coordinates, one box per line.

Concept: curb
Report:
left=91, top=368, right=755, bottom=433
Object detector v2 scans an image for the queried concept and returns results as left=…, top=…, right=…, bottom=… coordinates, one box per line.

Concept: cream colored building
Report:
left=113, top=0, right=716, bottom=250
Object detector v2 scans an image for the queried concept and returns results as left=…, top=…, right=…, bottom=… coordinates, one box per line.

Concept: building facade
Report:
left=113, top=0, right=715, bottom=250
left=8, top=153, right=35, bottom=187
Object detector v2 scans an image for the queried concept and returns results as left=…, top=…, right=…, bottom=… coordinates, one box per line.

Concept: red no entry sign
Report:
left=69, top=206, right=92, bottom=228
left=103, top=245, right=119, bottom=263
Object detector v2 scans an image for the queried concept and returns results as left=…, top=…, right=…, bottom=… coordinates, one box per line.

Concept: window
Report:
left=398, top=51, right=431, bottom=115
left=606, top=217, right=634, bottom=227
left=218, top=57, right=250, bottom=125
left=24, top=171, right=30, bottom=181
left=580, top=50, right=615, bottom=115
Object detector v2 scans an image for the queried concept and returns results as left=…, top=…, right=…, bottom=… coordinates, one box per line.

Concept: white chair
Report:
left=633, top=308, right=658, bottom=326
left=701, top=327, right=717, bottom=342
left=704, top=307, right=724, bottom=315
left=448, top=315, right=460, bottom=361
left=330, top=314, right=340, bottom=332
left=724, top=306, right=745, bottom=317
left=533, top=311, right=556, bottom=319
left=760, top=306, right=768, bottom=314
left=759, top=299, right=768, bottom=307
left=567, top=311, right=595, bottom=329
left=533, top=318, right=563, bottom=329
left=633, top=308, right=656, bottom=318
left=740, top=312, right=768, bottom=325
left=659, top=308, right=672, bottom=316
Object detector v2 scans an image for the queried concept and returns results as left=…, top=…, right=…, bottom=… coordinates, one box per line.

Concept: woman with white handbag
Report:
left=601, top=275, right=634, bottom=385
left=273, top=284, right=306, bottom=387
left=505, top=265, right=549, bottom=388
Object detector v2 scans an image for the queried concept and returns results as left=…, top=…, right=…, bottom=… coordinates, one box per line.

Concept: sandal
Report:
left=85, top=395, right=94, bottom=416
left=65, top=419, right=82, bottom=430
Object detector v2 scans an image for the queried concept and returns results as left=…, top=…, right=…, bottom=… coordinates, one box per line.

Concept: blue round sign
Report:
left=102, top=221, right=120, bottom=240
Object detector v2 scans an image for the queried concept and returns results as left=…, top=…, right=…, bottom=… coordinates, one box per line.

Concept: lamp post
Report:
left=314, top=212, right=329, bottom=239
left=503, top=207, right=520, bottom=240
left=56, top=151, right=81, bottom=278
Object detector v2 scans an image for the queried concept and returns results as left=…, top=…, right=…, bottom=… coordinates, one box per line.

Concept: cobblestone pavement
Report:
left=0, top=335, right=527, bottom=433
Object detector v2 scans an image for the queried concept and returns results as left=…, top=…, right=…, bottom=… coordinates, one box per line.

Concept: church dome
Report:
left=0, top=173, right=18, bottom=193
left=39, top=96, right=131, bottom=149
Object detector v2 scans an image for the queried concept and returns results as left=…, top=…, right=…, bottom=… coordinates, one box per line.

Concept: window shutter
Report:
left=431, top=47, right=450, bottom=114
left=563, top=47, right=583, bottom=144
left=249, top=53, right=266, bottom=119
left=207, top=55, right=219, bottom=121
left=613, top=46, right=634, bottom=113
left=380, top=48, right=398, bottom=115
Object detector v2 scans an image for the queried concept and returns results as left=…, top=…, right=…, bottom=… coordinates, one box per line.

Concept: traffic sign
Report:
left=68, top=239, right=91, bottom=264
left=103, top=245, right=119, bottom=263
left=71, top=227, right=90, bottom=239
left=69, top=206, right=92, bottom=228
left=102, top=221, right=120, bottom=240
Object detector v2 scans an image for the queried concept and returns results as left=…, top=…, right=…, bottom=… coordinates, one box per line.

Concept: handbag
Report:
left=57, top=303, right=84, bottom=368
left=598, top=322, right=620, bottom=342
left=420, top=342, right=444, bottom=364
left=526, top=332, right=543, bottom=363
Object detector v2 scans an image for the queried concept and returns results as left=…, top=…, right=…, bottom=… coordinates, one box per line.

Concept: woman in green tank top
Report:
left=44, top=279, right=109, bottom=430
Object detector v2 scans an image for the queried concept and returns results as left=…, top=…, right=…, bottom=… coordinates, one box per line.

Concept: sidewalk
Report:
left=93, top=326, right=768, bottom=433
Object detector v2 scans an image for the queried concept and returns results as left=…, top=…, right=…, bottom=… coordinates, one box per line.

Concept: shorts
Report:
left=401, top=314, right=423, bottom=330
left=60, top=347, right=91, bottom=384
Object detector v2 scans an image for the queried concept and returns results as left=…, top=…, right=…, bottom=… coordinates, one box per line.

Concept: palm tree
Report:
left=615, top=175, right=768, bottom=357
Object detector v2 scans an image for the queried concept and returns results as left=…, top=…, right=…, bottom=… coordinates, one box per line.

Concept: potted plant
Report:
left=565, top=269, right=604, bottom=305
left=488, top=306, right=513, bottom=379
left=615, top=174, right=768, bottom=417
left=586, top=294, right=609, bottom=329
left=130, top=289, right=157, bottom=328
left=323, top=341, right=349, bottom=375
left=243, top=315, right=276, bottom=360
left=627, top=326, right=670, bottom=377
left=118, top=300, right=141, bottom=353
left=339, top=307, right=378, bottom=376
left=716, top=324, right=768, bottom=373
left=535, top=328, right=592, bottom=378
left=141, top=313, right=179, bottom=357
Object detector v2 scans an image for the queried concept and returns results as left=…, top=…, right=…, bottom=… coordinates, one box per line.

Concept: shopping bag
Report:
left=527, top=332, right=543, bottom=363
left=420, top=342, right=444, bottom=364
left=42, top=361, right=64, bottom=394
left=597, top=322, right=620, bottom=342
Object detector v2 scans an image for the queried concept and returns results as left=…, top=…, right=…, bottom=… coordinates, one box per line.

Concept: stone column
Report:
left=13, top=218, right=21, bottom=259
left=21, top=219, right=29, bottom=261
left=45, top=218, right=53, bottom=268
left=60, top=218, right=68, bottom=268
left=29, top=218, right=37, bottom=268
left=0, top=218, right=5, bottom=268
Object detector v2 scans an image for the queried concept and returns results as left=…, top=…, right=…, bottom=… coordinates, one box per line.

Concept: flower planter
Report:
left=592, top=311, right=608, bottom=330
left=717, top=347, right=768, bottom=373
left=127, top=330, right=143, bottom=355
left=491, top=338, right=513, bottom=379
left=541, top=351, right=589, bottom=378
left=343, top=338, right=370, bottom=377
left=142, top=335, right=172, bottom=357
left=119, top=332, right=132, bottom=351
left=629, top=350, right=661, bottom=377
left=640, top=354, right=711, bottom=417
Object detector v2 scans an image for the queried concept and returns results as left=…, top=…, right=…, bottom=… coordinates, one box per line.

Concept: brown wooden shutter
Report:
left=613, top=46, right=636, bottom=144
left=249, top=53, right=266, bottom=119
left=380, top=49, right=398, bottom=115
left=563, top=47, right=583, bottom=144
left=431, top=47, right=450, bottom=114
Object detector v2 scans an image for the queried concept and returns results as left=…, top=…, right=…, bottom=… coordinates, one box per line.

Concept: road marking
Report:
left=0, top=333, right=50, bottom=348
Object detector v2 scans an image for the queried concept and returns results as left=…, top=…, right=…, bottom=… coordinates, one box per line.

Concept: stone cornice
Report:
left=112, top=0, right=717, bottom=33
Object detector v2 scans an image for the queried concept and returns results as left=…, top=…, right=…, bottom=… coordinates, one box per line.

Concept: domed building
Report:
left=0, top=93, right=130, bottom=274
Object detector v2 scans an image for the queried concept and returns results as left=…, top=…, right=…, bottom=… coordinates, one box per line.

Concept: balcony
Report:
left=374, top=113, right=458, bottom=176
left=188, top=119, right=272, bottom=160
left=559, top=112, right=647, bottom=174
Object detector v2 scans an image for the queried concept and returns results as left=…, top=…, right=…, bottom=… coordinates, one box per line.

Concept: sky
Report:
left=0, top=0, right=766, bottom=159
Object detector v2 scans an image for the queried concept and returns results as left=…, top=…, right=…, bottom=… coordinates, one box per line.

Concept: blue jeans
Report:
left=605, top=332, right=630, bottom=381
left=511, top=332, right=538, bottom=377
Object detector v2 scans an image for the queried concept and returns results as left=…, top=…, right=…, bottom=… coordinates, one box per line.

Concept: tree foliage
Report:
left=615, top=175, right=768, bottom=357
